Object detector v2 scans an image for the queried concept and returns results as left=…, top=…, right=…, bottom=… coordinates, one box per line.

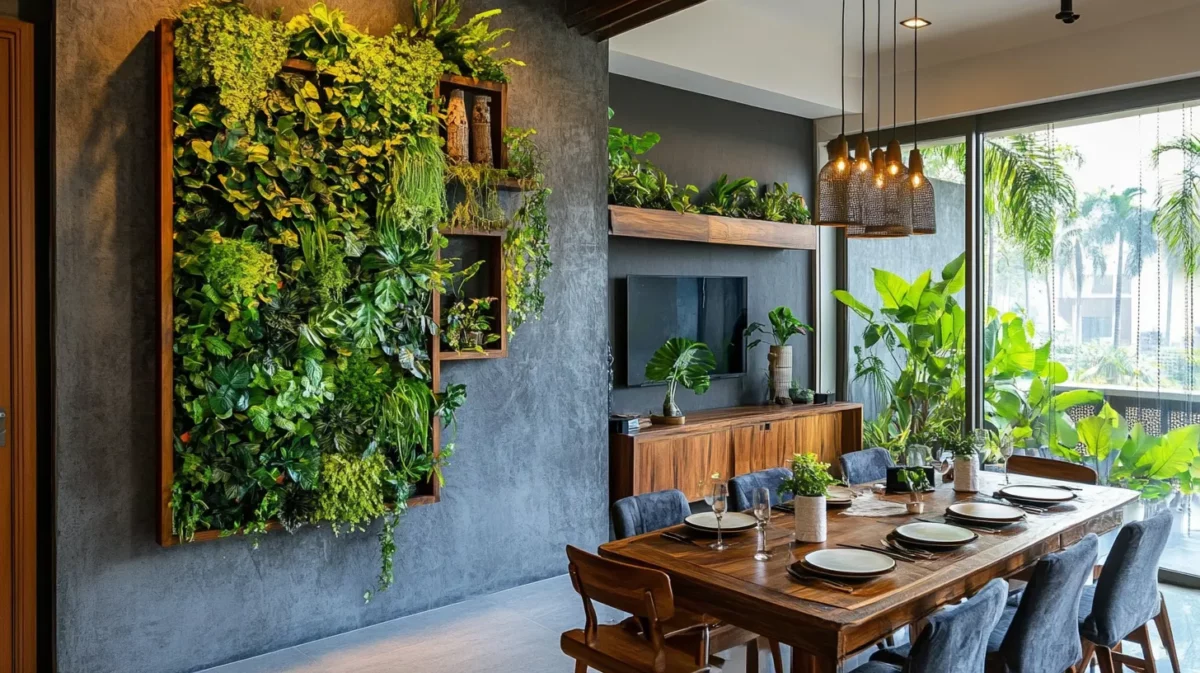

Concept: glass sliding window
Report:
left=840, top=136, right=967, bottom=457
left=983, top=104, right=1200, bottom=579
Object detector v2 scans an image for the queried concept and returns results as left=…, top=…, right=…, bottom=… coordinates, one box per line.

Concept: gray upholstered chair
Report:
left=1078, top=511, right=1180, bottom=673
left=728, top=467, right=792, bottom=511
left=987, top=533, right=1099, bottom=673
left=839, top=447, right=893, bottom=485
left=857, top=579, right=1007, bottom=673
left=611, top=489, right=691, bottom=540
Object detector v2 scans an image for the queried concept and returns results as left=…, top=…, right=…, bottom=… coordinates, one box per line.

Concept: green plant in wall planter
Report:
left=442, top=297, right=499, bottom=352
left=169, top=0, right=529, bottom=598
left=644, top=337, right=715, bottom=424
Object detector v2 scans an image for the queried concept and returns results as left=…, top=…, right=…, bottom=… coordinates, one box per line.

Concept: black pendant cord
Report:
left=892, top=0, right=898, bottom=141
left=862, top=0, right=867, bottom=136
left=876, top=0, right=882, bottom=144
left=913, top=0, right=919, bottom=150
left=841, top=0, right=846, bottom=136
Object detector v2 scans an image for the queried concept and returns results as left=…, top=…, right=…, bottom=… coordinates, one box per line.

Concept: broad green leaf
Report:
left=248, top=406, right=271, bottom=433
left=1051, top=389, right=1103, bottom=411
left=903, top=270, right=931, bottom=310
left=873, top=269, right=910, bottom=310
left=832, top=290, right=874, bottom=321
left=1136, top=425, right=1200, bottom=479
left=191, top=139, right=214, bottom=163
left=1077, top=415, right=1119, bottom=462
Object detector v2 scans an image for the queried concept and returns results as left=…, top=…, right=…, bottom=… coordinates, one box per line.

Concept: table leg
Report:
left=790, top=647, right=839, bottom=673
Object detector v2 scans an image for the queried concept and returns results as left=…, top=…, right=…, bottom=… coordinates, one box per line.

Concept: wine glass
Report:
left=752, top=487, right=771, bottom=561
left=999, top=434, right=1015, bottom=484
left=711, top=482, right=730, bottom=551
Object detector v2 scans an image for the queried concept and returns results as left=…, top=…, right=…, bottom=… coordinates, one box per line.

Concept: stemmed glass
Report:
left=999, top=433, right=1015, bottom=484
left=752, top=487, right=771, bottom=561
left=710, top=482, right=730, bottom=551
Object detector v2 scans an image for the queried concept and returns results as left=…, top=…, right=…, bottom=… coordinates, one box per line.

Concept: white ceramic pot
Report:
left=953, top=455, right=980, bottom=493
left=793, top=495, right=827, bottom=543
left=768, top=345, right=793, bottom=404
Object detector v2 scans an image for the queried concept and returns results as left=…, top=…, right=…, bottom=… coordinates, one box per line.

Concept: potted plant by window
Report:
left=745, top=306, right=812, bottom=405
left=778, top=453, right=840, bottom=543
left=644, top=337, right=715, bottom=425
left=941, top=429, right=981, bottom=493
left=899, top=468, right=930, bottom=514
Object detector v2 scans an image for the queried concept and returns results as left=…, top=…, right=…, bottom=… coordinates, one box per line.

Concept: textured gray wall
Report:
left=53, top=2, right=609, bottom=672
left=844, top=178, right=967, bottom=419
left=607, top=75, right=815, bottom=415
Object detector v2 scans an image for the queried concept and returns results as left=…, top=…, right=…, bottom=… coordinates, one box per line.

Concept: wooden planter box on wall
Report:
left=608, top=205, right=818, bottom=250
left=155, top=21, right=441, bottom=547
left=433, top=228, right=509, bottom=362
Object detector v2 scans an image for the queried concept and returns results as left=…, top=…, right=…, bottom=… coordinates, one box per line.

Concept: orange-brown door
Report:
left=0, top=17, right=36, bottom=673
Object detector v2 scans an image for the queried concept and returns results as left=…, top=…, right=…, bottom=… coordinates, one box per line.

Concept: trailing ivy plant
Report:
left=503, top=128, right=552, bottom=335
left=169, top=0, right=530, bottom=598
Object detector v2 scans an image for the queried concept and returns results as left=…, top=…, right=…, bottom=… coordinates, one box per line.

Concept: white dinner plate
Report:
left=998, top=485, right=1076, bottom=504
left=894, top=522, right=976, bottom=545
left=804, top=549, right=896, bottom=576
left=684, top=511, right=757, bottom=532
left=947, top=502, right=1026, bottom=522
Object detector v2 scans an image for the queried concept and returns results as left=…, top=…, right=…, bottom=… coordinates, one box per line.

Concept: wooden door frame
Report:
left=0, top=16, right=36, bottom=673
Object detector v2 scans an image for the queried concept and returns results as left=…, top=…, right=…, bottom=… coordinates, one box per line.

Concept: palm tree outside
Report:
left=1080, top=187, right=1154, bottom=348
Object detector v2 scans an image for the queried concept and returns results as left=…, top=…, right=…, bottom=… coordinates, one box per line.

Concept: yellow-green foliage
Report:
left=315, top=452, right=388, bottom=533
left=199, top=235, right=278, bottom=301
left=174, top=0, right=290, bottom=127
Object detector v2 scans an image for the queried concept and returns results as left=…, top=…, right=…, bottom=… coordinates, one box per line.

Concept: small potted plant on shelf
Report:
left=644, top=337, right=715, bottom=425
left=941, top=429, right=981, bottom=493
left=899, top=468, right=930, bottom=514
left=442, top=297, right=499, bottom=353
left=789, top=382, right=814, bottom=404
left=779, top=452, right=840, bottom=543
left=745, top=306, right=812, bottom=406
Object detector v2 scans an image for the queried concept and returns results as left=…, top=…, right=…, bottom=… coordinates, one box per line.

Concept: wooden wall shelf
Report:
left=610, top=403, right=863, bottom=503
left=156, top=21, right=442, bottom=547
left=433, top=228, right=509, bottom=363
left=608, top=205, right=818, bottom=250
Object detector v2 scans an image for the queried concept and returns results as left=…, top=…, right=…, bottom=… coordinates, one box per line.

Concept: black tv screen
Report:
left=625, top=276, right=748, bottom=386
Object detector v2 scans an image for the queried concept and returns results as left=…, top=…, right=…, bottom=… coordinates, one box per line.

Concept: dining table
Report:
left=599, top=471, right=1139, bottom=673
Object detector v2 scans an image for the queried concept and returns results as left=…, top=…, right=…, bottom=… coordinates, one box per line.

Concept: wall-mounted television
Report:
left=625, top=275, right=748, bottom=386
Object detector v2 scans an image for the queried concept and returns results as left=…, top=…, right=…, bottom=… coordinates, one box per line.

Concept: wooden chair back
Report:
left=1005, top=455, right=1097, bottom=484
left=567, top=545, right=676, bottom=623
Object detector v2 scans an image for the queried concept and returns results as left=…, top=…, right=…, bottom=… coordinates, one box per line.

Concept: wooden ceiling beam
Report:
left=569, top=0, right=710, bottom=41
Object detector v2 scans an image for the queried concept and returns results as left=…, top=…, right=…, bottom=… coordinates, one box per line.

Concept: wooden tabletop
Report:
left=599, top=472, right=1139, bottom=672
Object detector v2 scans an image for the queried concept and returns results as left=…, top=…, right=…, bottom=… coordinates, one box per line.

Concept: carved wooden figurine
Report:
left=446, top=89, right=469, bottom=164
left=471, top=95, right=493, bottom=166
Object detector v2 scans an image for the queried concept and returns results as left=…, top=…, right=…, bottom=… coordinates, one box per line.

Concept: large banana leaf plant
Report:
left=1073, top=402, right=1200, bottom=500
left=645, top=337, right=716, bottom=418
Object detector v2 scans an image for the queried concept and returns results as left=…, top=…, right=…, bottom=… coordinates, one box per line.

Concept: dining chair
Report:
left=839, top=447, right=893, bottom=485
left=728, top=467, right=792, bottom=511
left=612, top=490, right=692, bottom=540
left=986, top=533, right=1099, bottom=673
left=855, top=578, right=1008, bottom=673
left=1078, top=511, right=1180, bottom=673
left=562, top=545, right=711, bottom=673
left=610, top=490, right=784, bottom=673
left=1005, top=455, right=1097, bottom=484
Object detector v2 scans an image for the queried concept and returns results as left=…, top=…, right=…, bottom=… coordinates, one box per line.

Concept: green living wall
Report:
left=168, top=0, right=548, bottom=597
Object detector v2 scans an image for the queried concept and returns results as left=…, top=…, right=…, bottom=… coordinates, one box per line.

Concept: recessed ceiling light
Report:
left=900, top=16, right=930, bottom=28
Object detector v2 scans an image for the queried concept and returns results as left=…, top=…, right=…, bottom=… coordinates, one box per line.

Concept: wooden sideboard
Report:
left=610, top=403, right=863, bottom=503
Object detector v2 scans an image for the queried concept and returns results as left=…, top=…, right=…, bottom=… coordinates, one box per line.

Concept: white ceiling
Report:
left=610, top=0, right=1200, bottom=119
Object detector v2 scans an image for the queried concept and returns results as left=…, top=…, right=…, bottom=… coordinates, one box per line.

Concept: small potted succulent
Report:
left=899, top=468, right=930, bottom=514
left=745, top=306, right=812, bottom=405
left=789, top=381, right=814, bottom=404
left=644, top=337, right=715, bottom=425
left=778, top=452, right=840, bottom=543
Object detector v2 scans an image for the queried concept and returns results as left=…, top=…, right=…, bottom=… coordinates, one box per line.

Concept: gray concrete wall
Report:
left=607, top=75, right=816, bottom=415
left=844, top=178, right=967, bottom=419
left=53, top=2, right=609, bottom=672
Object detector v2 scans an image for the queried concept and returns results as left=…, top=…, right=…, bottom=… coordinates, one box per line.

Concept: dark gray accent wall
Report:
left=53, top=2, right=609, bottom=673
left=608, top=75, right=815, bottom=415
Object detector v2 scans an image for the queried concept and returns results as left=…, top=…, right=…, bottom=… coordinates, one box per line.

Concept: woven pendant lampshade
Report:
left=847, top=164, right=913, bottom=238
left=816, top=135, right=852, bottom=226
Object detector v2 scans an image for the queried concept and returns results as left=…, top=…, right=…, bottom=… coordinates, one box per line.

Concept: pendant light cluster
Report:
left=817, top=0, right=935, bottom=237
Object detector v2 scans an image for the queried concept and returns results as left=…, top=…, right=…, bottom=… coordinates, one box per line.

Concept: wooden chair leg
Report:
left=745, top=640, right=759, bottom=673
left=1094, top=646, right=1116, bottom=673
left=1079, top=639, right=1095, bottom=673
left=769, top=639, right=783, bottom=673
left=1153, top=595, right=1182, bottom=673
left=1128, top=623, right=1158, bottom=673
left=574, top=661, right=587, bottom=673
